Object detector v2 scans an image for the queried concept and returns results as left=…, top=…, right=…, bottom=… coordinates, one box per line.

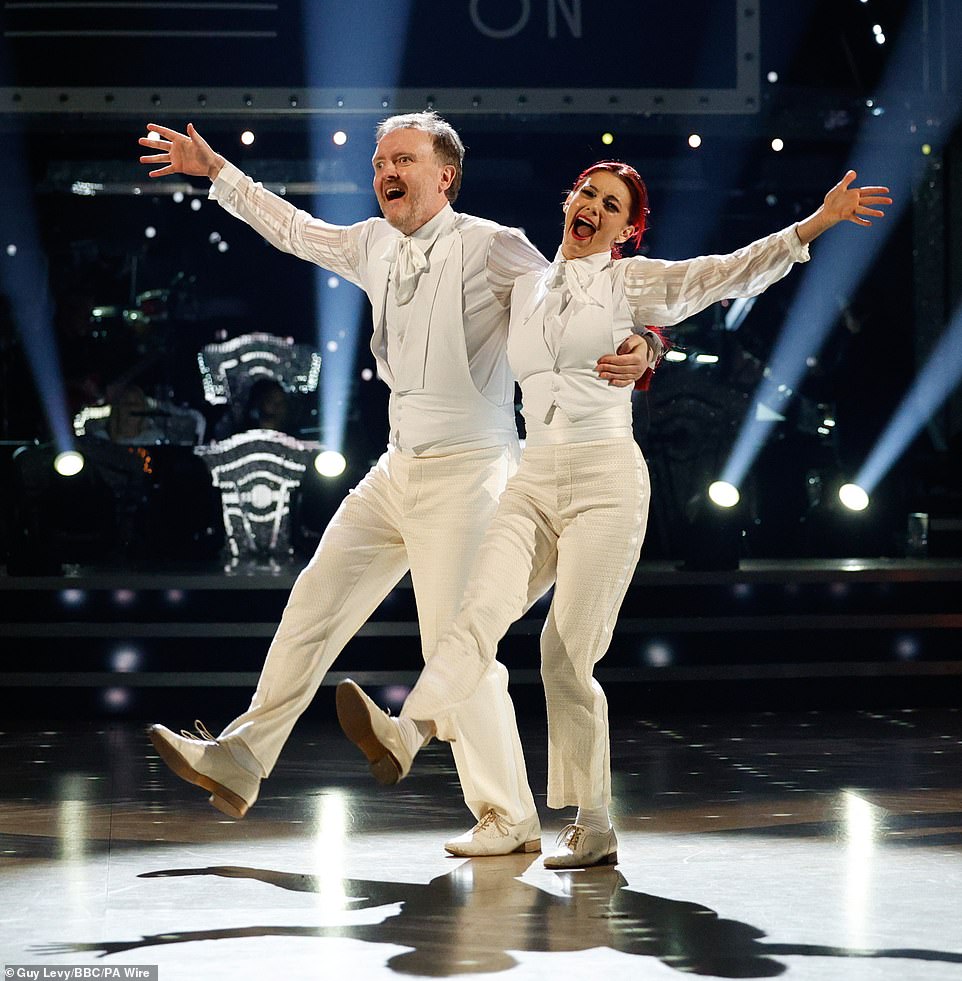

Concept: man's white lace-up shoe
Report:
left=335, top=680, right=413, bottom=785
left=542, top=824, right=618, bottom=869
left=147, top=721, right=260, bottom=819
left=444, top=809, right=542, bottom=857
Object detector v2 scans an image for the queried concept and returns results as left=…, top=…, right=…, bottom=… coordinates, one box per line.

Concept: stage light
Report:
left=209, top=232, right=221, bottom=243
left=315, top=450, right=347, bottom=478
left=771, top=138, right=784, bottom=152
left=217, top=241, right=229, bottom=252
left=144, top=226, right=157, bottom=239
left=767, top=71, right=779, bottom=83
left=6, top=243, right=16, bottom=256
left=839, top=483, right=870, bottom=512
left=688, top=133, right=702, bottom=148
left=643, top=642, right=673, bottom=668
left=241, top=130, right=255, bottom=146
left=327, top=276, right=339, bottom=289
left=894, top=635, right=920, bottom=661
left=103, top=687, right=131, bottom=710
left=664, top=350, right=688, bottom=363
left=190, top=199, right=202, bottom=211
left=361, top=367, right=374, bottom=381
left=332, top=130, right=348, bottom=146
left=53, top=450, right=84, bottom=477
left=921, top=143, right=932, bottom=155
left=694, top=353, right=719, bottom=364
left=601, top=132, right=614, bottom=146
left=708, top=481, right=740, bottom=508
left=326, top=340, right=338, bottom=352
left=173, top=190, right=185, bottom=203
left=111, top=647, right=141, bottom=673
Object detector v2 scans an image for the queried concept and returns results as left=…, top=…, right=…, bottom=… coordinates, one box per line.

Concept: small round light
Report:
left=190, top=198, right=202, bottom=211
left=172, top=191, right=185, bottom=203
left=601, top=132, right=614, bottom=146
left=708, top=481, right=740, bottom=508
left=144, top=226, right=157, bottom=239
left=327, top=276, right=339, bottom=289
left=315, top=450, right=346, bottom=478
left=112, top=647, right=141, bottom=673
left=326, top=340, right=338, bottom=352
left=838, top=483, right=870, bottom=512
left=688, top=133, right=702, bottom=149
left=361, top=368, right=374, bottom=381
left=217, top=240, right=229, bottom=252
left=771, top=137, right=784, bottom=152
left=53, top=450, right=84, bottom=477
left=921, top=143, right=932, bottom=156
left=332, top=130, right=348, bottom=146
left=767, top=71, right=779, bottom=83
left=6, top=244, right=16, bottom=256
left=240, top=130, right=255, bottom=146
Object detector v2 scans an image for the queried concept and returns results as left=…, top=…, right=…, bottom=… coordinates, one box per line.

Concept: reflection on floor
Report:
left=1, top=706, right=961, bottom=979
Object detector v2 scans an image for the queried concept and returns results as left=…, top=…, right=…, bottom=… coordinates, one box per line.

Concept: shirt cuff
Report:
left=786, top=223, right=811, bottom=263
left=209, top=159, right=244, bottom=201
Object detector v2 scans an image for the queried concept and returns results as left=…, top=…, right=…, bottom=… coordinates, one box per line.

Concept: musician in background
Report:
left=87, top=384, right=166, bottom=445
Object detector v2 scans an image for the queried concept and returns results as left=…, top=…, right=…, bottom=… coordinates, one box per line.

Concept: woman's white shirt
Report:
left=508, top=225, right=809, bottom=447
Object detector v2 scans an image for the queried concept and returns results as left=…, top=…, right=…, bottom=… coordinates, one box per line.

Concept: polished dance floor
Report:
left=1, top=702, right=961, bottom=980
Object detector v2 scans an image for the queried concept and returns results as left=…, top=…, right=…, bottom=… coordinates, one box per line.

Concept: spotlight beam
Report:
left=721, top=0, right=962, bottom=490
left=302, top=0, right=413, bottom=455
left=855, top=298, right=962, bottom=494
left=0, top=128, right=73, bottom=450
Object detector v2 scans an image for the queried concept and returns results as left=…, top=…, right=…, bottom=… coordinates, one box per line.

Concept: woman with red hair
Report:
left=338, top=161, right=890, bottom=868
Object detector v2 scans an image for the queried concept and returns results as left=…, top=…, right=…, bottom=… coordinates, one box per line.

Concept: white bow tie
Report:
left=546, top=257, right=603, bottom=308
left=384, top=236, right=429, bottom=305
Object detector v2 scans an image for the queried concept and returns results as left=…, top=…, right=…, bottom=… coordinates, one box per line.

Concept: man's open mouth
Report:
left=385, top=186, right=406, bottom=201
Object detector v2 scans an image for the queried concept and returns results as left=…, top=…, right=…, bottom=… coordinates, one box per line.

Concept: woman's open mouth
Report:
left=571, top=216, right=596, bottom=241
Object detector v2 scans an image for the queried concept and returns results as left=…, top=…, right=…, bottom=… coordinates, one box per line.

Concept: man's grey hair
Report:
left=375, top=111, right=465, bottom=203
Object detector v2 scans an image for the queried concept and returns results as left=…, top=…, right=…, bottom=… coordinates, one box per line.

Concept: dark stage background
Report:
left=1, top=0, right=961, bottom=714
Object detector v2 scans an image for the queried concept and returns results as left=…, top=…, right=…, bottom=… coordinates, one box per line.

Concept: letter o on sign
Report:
left=469, top=0, right=531, bottom=39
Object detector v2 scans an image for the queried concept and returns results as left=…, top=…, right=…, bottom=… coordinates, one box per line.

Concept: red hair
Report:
left=569, top=161, right=650, bottom=257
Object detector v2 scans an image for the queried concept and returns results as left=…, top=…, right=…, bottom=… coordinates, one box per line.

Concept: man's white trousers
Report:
left=220, top=443, right=541, bottom=826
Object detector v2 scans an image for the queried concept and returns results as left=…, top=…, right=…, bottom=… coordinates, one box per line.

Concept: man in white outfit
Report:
left=137, top=112, right=652, bottom=856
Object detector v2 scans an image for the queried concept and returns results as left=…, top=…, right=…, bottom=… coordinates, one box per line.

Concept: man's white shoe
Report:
left=335, top=680, right=413, bottom=785
left=444, top=809, right=542, bottom=857
left=147, top=721, right=260, bottom=819
left=543, top=824, right=618, bottom=869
